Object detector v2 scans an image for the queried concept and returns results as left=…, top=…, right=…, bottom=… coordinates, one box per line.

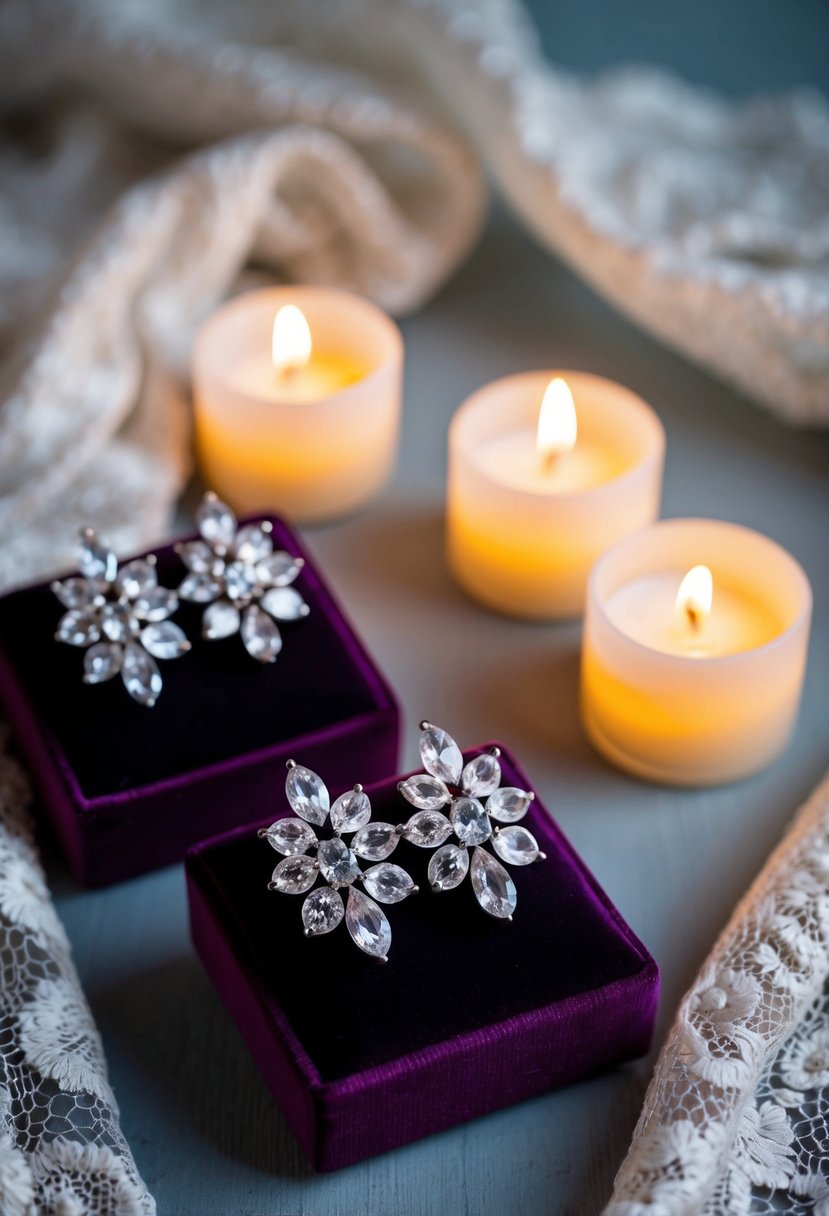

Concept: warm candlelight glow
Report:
left=194, top=286, right=402, bottom=522
left=675, top=564, right=713, bottom=631
left=447, top=370, right=664, bottom=619
left=582, top=520, right=811, bottom=786
left=272, top=305, right=312, bottom=377
left=537, top=378, right=577, bottom=470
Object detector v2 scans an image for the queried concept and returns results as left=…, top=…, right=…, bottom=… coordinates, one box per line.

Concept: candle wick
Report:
left=541, top=449, right=559, bottom=475
left=276, top=363, right=299, bottom=384
left=686, top=604, right=700, bottom=632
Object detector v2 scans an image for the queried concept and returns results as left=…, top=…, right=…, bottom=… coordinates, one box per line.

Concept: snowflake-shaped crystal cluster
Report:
left=260, top=762, right=418, bottom=961
left=397, top=722, right=545, bottom=919
left=176, top=492, right=309, bottom=663
left=52, top=528, right=190, bottom=707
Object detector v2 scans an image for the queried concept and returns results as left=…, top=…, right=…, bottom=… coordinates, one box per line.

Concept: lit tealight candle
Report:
left=193, top=286, right=403, bottom=523
left=581, top=519, right=812, bottom=786
left=446, top=371, right=665, bottom=618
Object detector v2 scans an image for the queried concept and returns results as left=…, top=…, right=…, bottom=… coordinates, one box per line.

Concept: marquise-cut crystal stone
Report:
left=404, top=810, right=453, bottom=848
left=486, top=787, right=533, bottom=823
left=492, top=825, right=541, bottom=866
left=240, top=605, right=282, bottom=662
left=318, top=837, right=360, bottom=886
left=179, top=572, right=224, bottom=603
left=224, top=561, right=257, bottom=602
left=362, top=863, right=415, bottom=904
left=351, top=823, right=398, bottom=861
left=398, top=774, right=450, bottom=811
left=100, top=603, right=133, bottom=643
left=134, top=587, right=178, bottom=622
left=78, top=530, right=118, bottom=583
left=419, top=725, right=463, bottom=784
left=197, top=494, right=237, bottom=549
left=462, top=753, right=502, bottom=797
left=82, top=642, right=122, bottom=684
left=470, top=847, right=517, bottom=919
left=121, top=642, right=162, bottom=707
left=330, top=789, right=371, bottom=834
left=115, top=559, right=157, bottom=600
left=346, top=887, right=391, bottom=959
left=233, top=524, right=273, bottom=564
left=56, top=609, right=100, bottom=647
left=202, top=600, right=241, bottom=640
left=271, top=853, right=317, bottom=894
left=140, top=621, right=190, bottom=660
left=177, top=540, right=221, bottom=575
left=52, top=577, right=105, bottom=610
left=450, top=797, right=491, bottom=845
left=302, top=887, right=344, bottom=937
left=263, top=817, right=318, bottom=855
left=428, top=844, right=469, bottom=891
left=260, top=587, right=309, bottom=621
left=285, top=765, right=330, bottom=825
left=257, top=552, right=303, bottom=587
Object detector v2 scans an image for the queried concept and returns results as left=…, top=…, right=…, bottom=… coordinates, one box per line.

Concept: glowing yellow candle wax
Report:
left=193, top=288, right=403, bottom=524
left=604, top=570, right=779, bottom=657
left=580, top=519, right=812, bottom=787
left=472, top=378, right=625, bottom=493
left=231, top=353, right=364, bottom=403
left=447, top=372, right=665, bottom=619
left=230, top=304, right=364, bottom=403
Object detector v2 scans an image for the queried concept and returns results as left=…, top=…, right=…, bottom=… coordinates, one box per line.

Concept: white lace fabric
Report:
left=0, top=2, right=827, bottom=1210
left=0, top=732, right=155, bottom=1215
left=605, top=770, right=829, bottom=1216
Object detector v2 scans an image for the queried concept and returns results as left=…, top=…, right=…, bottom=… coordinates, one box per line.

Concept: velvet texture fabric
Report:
left=187, top=746, right=659, bottom=1171
left=0, top=517, right=400, bottom=886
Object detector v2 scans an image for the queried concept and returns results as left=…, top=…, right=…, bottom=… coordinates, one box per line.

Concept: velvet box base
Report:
left=0, top=517, right=400, bottom=886
left=186, top=745, right=659, bottom=1171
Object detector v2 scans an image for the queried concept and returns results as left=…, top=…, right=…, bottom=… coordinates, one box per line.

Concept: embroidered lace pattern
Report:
left=0, top=2, right=826, bottom=1209
left=0, top=734, right=155, bottom=1215
left=605, top=771, right=829, bottom=1215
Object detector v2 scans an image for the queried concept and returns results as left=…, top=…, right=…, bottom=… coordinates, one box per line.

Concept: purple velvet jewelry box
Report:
left=0, top=517, right=399, bottom=887
left=186, top=745, right=659, bottom=1171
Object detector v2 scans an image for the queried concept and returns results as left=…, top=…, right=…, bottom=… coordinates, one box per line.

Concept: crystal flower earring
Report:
left=176, top=492, right=309, bottom=663
left=397, top=722, right=546, bottom=920
left=52, top=528, right=190, bottom=707
left=260, top=762, right=418, bottom=961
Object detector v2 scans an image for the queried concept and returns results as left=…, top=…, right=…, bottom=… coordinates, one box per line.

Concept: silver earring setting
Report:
left=177, top=492, right=309, bottom=663
left=260, top=762, right=418, bottom=961
left=53, top=529, right=190, bottom=707
left=397, top=722, right=545, bottom=920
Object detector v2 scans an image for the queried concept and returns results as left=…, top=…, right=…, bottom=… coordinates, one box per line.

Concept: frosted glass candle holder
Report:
left=193, top=287, right=403, bottom=524
left=581, top=518, right=812, bottom=786
left=446, top=371, right=665, bottom=619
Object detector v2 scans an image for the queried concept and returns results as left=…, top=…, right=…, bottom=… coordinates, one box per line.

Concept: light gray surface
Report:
left=49, top=202, right=829, bottom=1216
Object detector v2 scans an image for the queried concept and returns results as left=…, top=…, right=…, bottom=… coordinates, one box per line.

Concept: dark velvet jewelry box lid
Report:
left=186, top=745, right=659, bottom=1172
left=0, top=516, right=400, bottom=886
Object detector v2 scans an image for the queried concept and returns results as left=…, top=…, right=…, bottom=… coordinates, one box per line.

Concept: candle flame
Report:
left=675, top=565, right=713, bottom=631
left=537, top=378, right=577, bottom=469
left=272, top=305, right=312, bottom=376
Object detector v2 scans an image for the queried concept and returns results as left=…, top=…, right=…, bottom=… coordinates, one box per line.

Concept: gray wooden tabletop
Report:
left=49, top=3, right=829, bottom=1213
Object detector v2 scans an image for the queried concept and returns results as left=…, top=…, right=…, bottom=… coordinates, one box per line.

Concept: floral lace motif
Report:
left=0, top=732, right=155, bottom=1214
left=0, top=0, right=826, bottom=1207
left=605, top=770, right=829, bottom=1216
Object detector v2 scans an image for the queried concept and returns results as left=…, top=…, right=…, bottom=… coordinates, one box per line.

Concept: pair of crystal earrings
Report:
left=51, top=493, right=309, bottom=707
left=260, top=722, right=546, bottom=962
